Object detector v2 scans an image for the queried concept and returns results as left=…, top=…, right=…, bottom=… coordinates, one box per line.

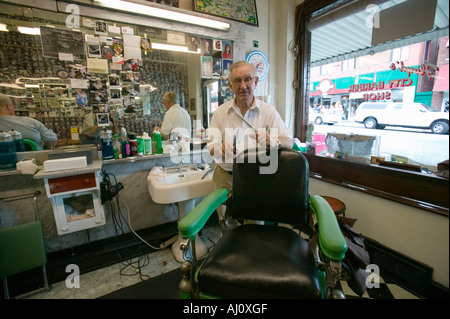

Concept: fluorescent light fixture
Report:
left=152, top=42, right=201, bottom=54
left=94, top=0, right=230, bottom=31
left=17, top=26, right=41, bottom=35
left=0, top=23, right=8, bottom=32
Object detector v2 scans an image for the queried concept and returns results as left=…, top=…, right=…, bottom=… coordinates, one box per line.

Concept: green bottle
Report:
left=137, top=135, right=144, bottom=156
left=153, top=131, right=163, bottom=154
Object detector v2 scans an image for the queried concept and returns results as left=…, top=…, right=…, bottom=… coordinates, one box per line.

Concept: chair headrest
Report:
left=231, top=148, right=310, bottom=225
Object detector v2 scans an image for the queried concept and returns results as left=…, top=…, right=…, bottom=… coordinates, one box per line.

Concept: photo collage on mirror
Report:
left=200, top=37, right=233, bottom=79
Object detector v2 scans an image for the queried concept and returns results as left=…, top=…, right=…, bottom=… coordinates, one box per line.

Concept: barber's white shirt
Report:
left=207, top=98, right=292, bottom=171
left=160, top=104, right=192, bottom=139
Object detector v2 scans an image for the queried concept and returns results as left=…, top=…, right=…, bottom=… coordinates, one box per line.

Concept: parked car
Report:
left=308, top=108, right=341, bottom=125
left=353, top=102, right=449, bottom=134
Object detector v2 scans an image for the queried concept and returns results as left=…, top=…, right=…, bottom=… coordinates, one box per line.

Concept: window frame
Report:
left=294, top=0, right=449, bottom=216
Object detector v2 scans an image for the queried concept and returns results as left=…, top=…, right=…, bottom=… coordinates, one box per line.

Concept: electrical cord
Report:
left=101, top=171, right=174, bottom=251
left=101, top=170, right=163, bottom=281
left=113, top=196, right=151, bottom=281
left=119, top=195, right=163, bottom=251
left=108, top=192, right=151, bottom=281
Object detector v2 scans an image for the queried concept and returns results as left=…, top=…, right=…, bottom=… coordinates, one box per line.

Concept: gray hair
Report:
left=227, top=61, right=257, bottom=81
left=162, top=91, right=177, bottom=105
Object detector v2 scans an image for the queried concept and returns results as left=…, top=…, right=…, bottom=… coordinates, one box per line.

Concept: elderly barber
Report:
left=207, top=61, right=293, bottom=230
left=154, top=91, right=191, bottom=140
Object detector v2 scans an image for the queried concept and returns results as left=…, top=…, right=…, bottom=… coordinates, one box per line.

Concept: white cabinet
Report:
left=44, top=171, right=105, bottom=235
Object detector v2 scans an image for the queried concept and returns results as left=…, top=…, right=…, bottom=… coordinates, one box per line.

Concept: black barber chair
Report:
left=178, top=148, right=348, bottom=299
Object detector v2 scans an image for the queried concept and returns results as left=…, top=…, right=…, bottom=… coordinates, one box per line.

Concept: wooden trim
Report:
left=303, top=153, right=449, bottom=216
left=294, top=1, right=449, bottom=217
left=294, top=0, right=339, bottom=140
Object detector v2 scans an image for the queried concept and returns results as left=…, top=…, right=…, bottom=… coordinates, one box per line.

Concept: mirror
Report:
left=0, top=3, right=239, bottom=147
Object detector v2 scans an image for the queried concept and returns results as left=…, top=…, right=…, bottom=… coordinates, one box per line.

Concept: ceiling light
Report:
left=0, top=23, right=8, bottom=32
left=17, top=27, right=41, bottom=35
left=152, top=42, right=201, bottom=54
left=94, top=0, right=230, bottom=31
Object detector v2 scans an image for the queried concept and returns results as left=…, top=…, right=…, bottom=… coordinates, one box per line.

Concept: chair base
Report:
left=171, top=234, right=208, bottom=263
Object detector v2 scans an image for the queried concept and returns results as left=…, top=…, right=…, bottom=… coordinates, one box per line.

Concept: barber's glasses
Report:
left=230, top=76, right=255, bottom=86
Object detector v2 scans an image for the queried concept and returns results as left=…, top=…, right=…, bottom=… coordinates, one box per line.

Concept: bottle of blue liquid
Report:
left=8, top=129, right=25, bottom=152
left=100, top=130, right=114, bottom=160
left=0, top=131, right=17, bottom=170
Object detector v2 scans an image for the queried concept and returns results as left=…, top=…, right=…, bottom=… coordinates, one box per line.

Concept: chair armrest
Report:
left=178, top=188, right=228, bottom=240
left=310, top=195, right=347, bottom=261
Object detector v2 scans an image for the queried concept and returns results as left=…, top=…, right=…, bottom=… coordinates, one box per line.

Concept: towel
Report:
left=147, top=167, right=170, bottom=182
left=16, top=159, right=38, bottom=175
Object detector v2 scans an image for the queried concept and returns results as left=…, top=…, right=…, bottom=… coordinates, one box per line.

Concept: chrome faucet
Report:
left=177, top=157, right=184, bottom=172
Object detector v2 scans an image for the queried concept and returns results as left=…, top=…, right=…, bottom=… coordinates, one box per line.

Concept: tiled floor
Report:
left=18, top=226, right=420, bottom=300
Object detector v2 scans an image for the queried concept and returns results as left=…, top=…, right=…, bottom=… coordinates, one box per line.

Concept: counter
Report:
left=0, top=147, right=213, bottom=253
left=33, top=160, right=103, bottom=180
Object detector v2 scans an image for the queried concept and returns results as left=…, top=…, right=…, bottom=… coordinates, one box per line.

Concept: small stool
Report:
left=321, top=196, right=346, bottom=217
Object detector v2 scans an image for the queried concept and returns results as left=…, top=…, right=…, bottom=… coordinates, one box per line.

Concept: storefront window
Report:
left=299, top=0, right=449, bottom=172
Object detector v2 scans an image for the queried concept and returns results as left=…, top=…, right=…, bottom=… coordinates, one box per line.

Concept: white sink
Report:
left=147, top=165, right=215, bottom=262
left=148, top=168, right=214, bottom=204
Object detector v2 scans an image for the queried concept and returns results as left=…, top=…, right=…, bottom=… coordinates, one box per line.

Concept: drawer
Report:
left=48, top=173, right=97, bottom=194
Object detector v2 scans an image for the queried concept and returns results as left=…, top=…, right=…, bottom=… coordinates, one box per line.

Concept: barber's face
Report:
left=228, top=65, right=258, bottom=106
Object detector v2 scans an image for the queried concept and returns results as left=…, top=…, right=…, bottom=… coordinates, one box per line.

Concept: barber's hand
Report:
left=250, top=130, right=279, bottom=149
left=211, top=142, right=233, bottom=163
left=222, top=141, right=235, bottom=161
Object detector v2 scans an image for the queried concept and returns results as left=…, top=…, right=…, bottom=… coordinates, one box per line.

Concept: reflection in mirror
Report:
left=0, top=4, right=235, bottom=149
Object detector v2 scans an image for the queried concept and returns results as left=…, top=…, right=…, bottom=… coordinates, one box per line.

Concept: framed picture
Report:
left=202, top=56, right=213, bottom=78
left=109, top=88, right=122, bottom=100
left=108, top=75, right=120, bottom=87
left=213, top=57, right=222, bottom=76
left=40, top=27, right=85, bottom=60
left=213, top=39, right=222, bottom=51
left=201, top=38, right=212, bottom=56
left=194, top=0, right=258, bottom=26
left=94, top=21, right=108, bottom=35
left=96, top=113, right=110, bottom=127
left=222, top=59, right=233, bottom=77
left=187, top=35, right=199, bottom=52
